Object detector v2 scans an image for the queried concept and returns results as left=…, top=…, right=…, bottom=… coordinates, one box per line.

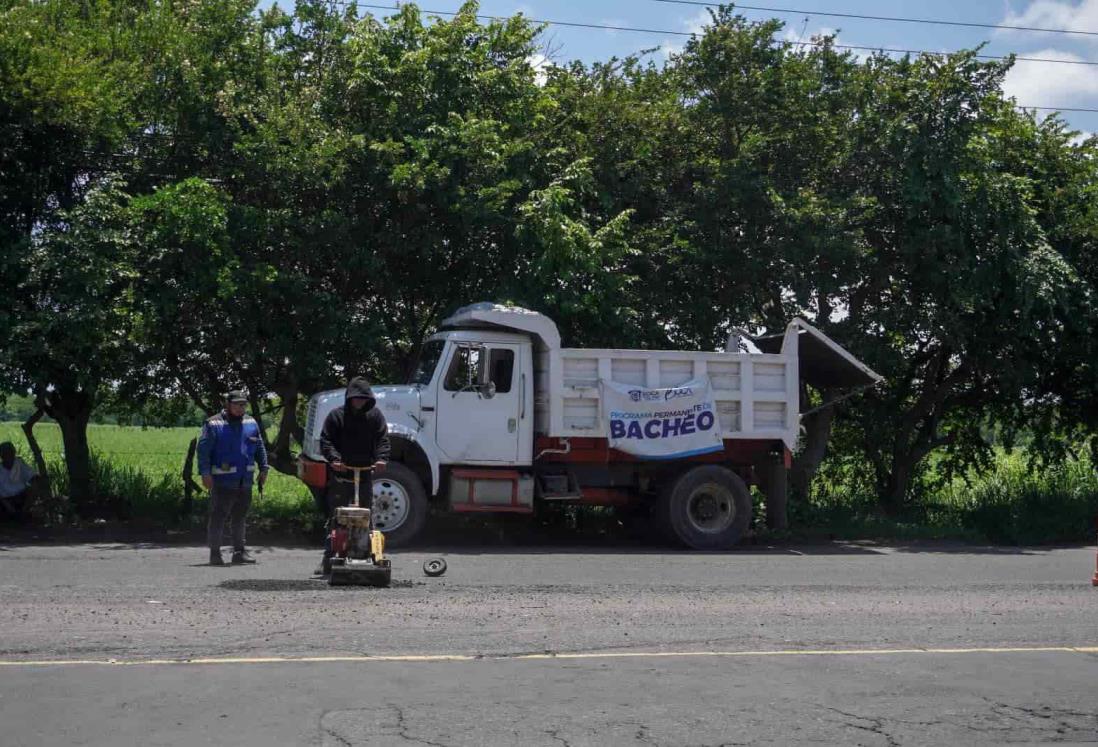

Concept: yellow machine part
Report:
left=370, top=529, right=385, bottom=561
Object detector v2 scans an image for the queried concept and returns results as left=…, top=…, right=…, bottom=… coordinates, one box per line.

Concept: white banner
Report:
left=602, top=377, right=724, bottom=460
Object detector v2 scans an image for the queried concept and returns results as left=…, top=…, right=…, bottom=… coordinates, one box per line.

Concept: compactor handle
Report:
left=345, top=465, right=374, bottom=508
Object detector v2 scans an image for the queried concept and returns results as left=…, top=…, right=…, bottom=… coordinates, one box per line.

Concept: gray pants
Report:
left=207, top=484, right=252, bottom=552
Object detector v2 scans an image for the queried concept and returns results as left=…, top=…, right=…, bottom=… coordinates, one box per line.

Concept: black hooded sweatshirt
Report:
left=319, top=377, right=391, bottom=468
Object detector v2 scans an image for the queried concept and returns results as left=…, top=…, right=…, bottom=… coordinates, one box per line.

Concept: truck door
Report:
left=435, top=342, right=521, bottom=463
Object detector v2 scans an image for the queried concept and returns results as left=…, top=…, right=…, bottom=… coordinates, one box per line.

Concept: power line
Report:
left=651, top=0, right=1098, bottom=39
left=350, top=3, right=1098, bottom=68
left=832, top=45, right=1097, bottom=68
left=1020, top=106, right=1098, bottom=114
left=344, top=2, right=1098, bottom=113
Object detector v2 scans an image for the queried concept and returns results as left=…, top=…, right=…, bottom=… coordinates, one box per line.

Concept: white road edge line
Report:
left=1, top=646, right=1096, bottom=667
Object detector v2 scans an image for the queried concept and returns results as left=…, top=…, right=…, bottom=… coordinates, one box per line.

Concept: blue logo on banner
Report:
left=609, top=408, right=717, bottom=441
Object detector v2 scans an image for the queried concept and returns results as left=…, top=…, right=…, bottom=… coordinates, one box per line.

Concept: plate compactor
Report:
left=327, top=466, right=392, bottom=587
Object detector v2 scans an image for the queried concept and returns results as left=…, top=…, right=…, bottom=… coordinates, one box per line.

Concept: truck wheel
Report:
left=372, top=462, right=428, bottom=547
left=659, top=465, right=752, bottom=550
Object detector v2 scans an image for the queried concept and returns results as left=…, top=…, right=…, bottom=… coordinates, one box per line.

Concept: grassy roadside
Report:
left=0, top=422, right=316, bottom=532
left=778, top=451, right=1098, bottom=545
left=3, top=422, right=1096, bottom=545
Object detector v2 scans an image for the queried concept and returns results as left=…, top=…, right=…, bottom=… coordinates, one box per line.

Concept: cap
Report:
left=226, top=390, right=248, bottom=404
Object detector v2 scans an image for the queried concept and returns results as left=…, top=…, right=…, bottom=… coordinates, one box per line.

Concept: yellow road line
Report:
left=1, top=645, right=1096, bottom=667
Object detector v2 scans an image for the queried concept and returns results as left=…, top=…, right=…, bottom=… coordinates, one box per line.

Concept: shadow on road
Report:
left=217, top=578, right=422, bottom=591
left=890, top=543, right=1044, bottom=555
left=218, top=579, right=327, bottom=591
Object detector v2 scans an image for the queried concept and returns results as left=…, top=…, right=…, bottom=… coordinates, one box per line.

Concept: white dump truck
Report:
left=298, top=302, right=880, bottom=549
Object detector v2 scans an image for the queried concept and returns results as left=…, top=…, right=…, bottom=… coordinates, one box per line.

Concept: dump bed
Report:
left=443, top=303, right=882, bottom=453
left=536, top=347, right=799, bottom=448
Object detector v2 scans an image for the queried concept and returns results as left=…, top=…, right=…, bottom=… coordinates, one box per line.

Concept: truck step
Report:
left=536, top=471, right=582, bottom=501
left=540, top=492, right=584, bottom=501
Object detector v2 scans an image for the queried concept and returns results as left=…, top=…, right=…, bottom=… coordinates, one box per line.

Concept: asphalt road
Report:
left=2, top=538, right=1097, bottom=745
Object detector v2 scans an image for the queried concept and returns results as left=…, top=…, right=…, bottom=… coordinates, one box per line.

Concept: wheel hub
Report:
left=686, top=484, right=735, bottom=533
left=372, top=479, right=410, bottom=531
left=695, top=495, right=719, bottom=520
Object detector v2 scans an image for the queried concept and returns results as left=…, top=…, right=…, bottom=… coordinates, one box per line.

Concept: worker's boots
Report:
left=231, top=550, right=257, bottom=565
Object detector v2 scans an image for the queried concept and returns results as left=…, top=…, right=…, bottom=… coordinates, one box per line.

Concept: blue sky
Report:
left=272, top=1, right=1098, bottom=135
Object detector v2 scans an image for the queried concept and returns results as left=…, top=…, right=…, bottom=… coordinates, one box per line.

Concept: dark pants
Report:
left=322, top=475, right=373, bottom=559
left=207, top=483, right=252, bottom=552
left=0, top=490, right=28, bottom=522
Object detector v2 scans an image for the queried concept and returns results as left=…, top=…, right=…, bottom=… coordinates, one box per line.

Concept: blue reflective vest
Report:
left=197, top=412, right=269, bottom=486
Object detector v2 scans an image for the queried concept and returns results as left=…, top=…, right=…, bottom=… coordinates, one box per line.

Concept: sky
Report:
left=292, top=0, right=1097, bottom=137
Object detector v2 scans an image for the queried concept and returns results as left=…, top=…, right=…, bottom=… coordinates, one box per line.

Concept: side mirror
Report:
left=480, top=381, right=497, bottom=399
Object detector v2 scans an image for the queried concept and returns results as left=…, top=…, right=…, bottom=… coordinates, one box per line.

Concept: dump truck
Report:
left=297, top=302, right=881, bottom=549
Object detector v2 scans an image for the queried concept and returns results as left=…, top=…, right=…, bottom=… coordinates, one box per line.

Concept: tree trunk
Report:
left=880, top=454, right=915, bottom=517
left=760, top=455, right=789, bottom=531
left=21, top=407, right=52, bottom=499
left=269, top=385, right=300, bottom=475
left=181, top=437, right=200, bottom=519
left=45, top=390, right=94, bottom=513
left=789, top=389, right=838, bottom=500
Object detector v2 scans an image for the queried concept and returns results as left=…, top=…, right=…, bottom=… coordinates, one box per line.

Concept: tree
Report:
left=2, top=181, right=136, bottom=511
left=0, top=0, right=142, bottom=507
left=828, top=53, right=1092, bottom=510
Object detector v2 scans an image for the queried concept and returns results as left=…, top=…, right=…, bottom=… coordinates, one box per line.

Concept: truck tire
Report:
left=372, top=462, right=428, bottom=547
left=658, top=465, right=752, bottom=550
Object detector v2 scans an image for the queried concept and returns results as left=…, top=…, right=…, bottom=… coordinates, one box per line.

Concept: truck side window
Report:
left=444, top=346, right=482, bottom=391
left=489, top=349, right=514, bottom=393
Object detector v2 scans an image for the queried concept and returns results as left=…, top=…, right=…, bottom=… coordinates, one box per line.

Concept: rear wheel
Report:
left=658, top=465, right=752, bottom=550
left=372, top=462, right=428, bottom=547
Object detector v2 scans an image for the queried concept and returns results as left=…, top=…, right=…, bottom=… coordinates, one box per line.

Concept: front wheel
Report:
left=658, top=465, right=752, bottom=550
left=371, top=462, right=428, bottom=547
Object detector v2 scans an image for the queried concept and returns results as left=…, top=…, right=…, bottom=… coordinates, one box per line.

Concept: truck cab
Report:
left=412, top=329, right=535, bottom=466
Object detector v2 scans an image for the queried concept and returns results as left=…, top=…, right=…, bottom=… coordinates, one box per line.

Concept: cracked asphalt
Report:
left=1, top=538, right=1097, bottom=745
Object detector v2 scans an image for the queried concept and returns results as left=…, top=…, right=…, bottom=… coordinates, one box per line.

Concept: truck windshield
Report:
left=408, top=340, right=445, bottom=386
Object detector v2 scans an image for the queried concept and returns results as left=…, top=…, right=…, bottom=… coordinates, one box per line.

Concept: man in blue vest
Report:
left=197, top=390, right=269, bottom=566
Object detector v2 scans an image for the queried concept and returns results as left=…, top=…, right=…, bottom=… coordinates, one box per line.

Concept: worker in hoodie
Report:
left=317, top=376, right=390, bottom=572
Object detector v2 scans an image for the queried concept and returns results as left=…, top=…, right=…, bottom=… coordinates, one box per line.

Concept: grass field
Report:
left=3, top=422, right=1095, bottom=543
left=0, top=422, right=316, bottom=528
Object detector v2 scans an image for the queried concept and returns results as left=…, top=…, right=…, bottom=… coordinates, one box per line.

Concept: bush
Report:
left=801, top=450, right=1097, bottom=545
left=46, top=451, right=181, bottom=523
left=949, top=455, right=1098, bottom=544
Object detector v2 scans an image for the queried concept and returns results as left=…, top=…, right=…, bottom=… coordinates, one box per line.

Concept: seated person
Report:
left=0, top=441, right=36, bottom=521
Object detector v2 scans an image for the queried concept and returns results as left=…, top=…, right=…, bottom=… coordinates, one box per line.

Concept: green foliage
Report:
left=950, top=454, right=1098, bottom=544
left=0, top=1, right=1095, bottom=523
left=0, top=421, right=315, bottom=526
left=802, top=450, right=1097, bottom=544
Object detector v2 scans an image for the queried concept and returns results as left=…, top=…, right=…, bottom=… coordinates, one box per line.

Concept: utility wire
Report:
left=350, top=3, right=1098, bottom=68
left=311, top=3, right=1098, bottom=113
left=651, top=0, right=1098, bottom=38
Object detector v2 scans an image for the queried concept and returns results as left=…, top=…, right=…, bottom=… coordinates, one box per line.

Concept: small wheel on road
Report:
left=423, top=558, right=447, bottom=577
left=659, top=465, right=752, bottom=550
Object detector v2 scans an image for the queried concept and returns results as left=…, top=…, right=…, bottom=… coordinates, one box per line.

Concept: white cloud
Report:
left=685, top=9, right=711, bottom=35
left=782, top=24, right=837, bottom=45
left=1001, top=48, right=1098, bottom=107
left=527, top=53, right=550, bottom=86
left=1070, top=130, right=1095, bottom=144
left=660, top=42, right=682, bottom=60
left=1000, top=0, right=1098, bottom=39
left=660, top=11, right=711, bottom=60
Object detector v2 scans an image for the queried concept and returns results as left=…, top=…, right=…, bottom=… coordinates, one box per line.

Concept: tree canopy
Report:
left=1, top=1, right=1094, bottom=512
